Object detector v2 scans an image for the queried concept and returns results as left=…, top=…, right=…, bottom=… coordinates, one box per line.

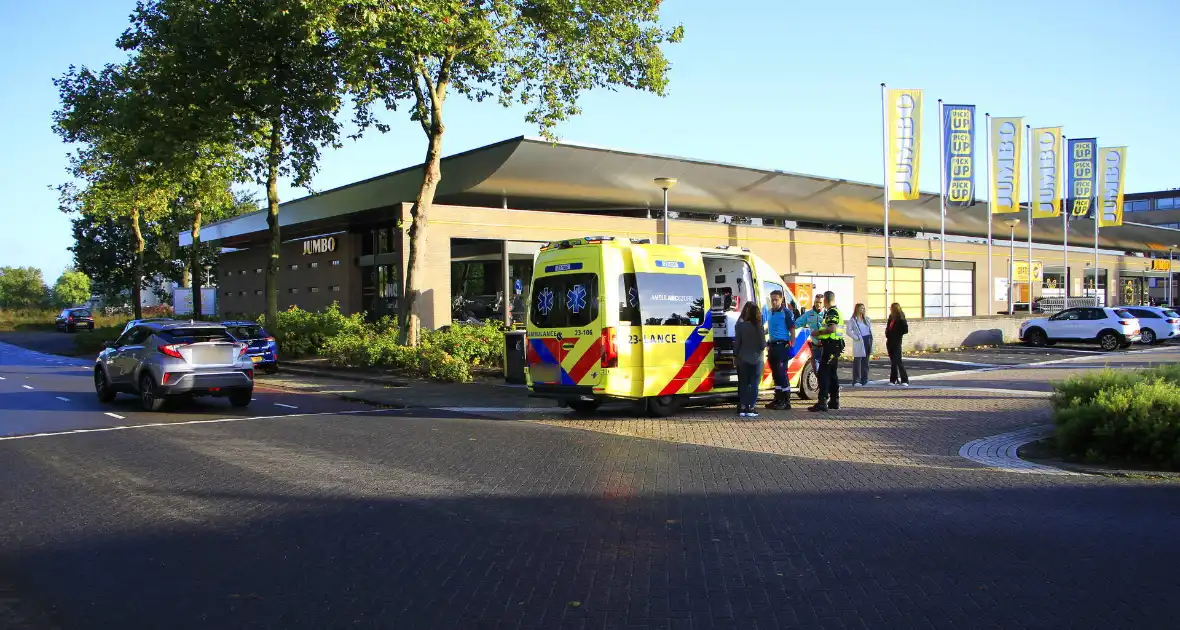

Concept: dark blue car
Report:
left=222, top=321, right=279, bottom=373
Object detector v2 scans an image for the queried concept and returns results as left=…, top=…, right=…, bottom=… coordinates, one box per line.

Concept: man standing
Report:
left=761, top=290, right=796, bottom=410
left=808, top=290, right=845, bottom=413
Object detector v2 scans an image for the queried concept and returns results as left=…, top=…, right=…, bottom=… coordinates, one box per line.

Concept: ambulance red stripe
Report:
left=658, top=341, right=714, bottom=396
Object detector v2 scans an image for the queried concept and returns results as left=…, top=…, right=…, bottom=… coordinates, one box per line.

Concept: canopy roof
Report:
left=188, top=136, right=1180, bottom=253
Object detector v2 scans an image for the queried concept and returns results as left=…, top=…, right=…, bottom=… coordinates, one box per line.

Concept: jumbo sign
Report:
left=302, top=236, right=336, bottom=255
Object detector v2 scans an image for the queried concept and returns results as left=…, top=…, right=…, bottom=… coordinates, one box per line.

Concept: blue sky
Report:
left=3, top=0, right=1177, bottom=280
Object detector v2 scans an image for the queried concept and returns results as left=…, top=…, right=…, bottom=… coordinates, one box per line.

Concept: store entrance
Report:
left=450, top=239, right=543, bottom=327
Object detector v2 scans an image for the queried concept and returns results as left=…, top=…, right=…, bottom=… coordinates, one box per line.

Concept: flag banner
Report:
left=1097, top=147, right=1127, bottom=227
left=1066, top=138, right=1097, bottom=220
left=989, top=117, right=1023, bottom=213
left=942, top=104, right=976, bottom=207
left=1030, top=127, right=1063, bottom=219
left=886, top=88, right=923, bottom=201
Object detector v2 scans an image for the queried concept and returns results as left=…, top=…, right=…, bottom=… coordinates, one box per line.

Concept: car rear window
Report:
left=1114, top=309, right=1135, bottom=319
left=530, top=273, right=599, bottom=329
left=1165, top=310, right=1179, bottom=318
left=70, top=309, right=91, bottom=317
left=159, top=327, right=234, bottom=343
left=225, top=324, right=267, bottom=340
left=635, top=272, right=706, bottom=326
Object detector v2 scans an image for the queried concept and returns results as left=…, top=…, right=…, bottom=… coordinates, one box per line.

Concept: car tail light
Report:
left=67, top=316, right=74, bottom=322
left=1118, top=320, right=1132, bottom=326
left=1168, top=319, right=1180, bottom=325
left=161, top=373, right=176, bottom=384
left=242, top=369, right=254, bottom=380
left=265, top=336, right=276, bottom=342
left=237, top=343, right=248, bottom=357
left=158, top=345, right=185, bottom=359
left=601, top=327, right=618, bottom=368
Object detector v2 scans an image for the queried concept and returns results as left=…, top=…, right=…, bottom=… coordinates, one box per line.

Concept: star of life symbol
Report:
left=537, top=288, right=555, bottom=315
left=627, top=287, right=638, bottom=307
left=567, top=284, right=587, bottom=313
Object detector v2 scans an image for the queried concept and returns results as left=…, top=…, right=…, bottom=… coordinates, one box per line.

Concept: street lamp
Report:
left=654, top=178, right=678, bottom=245
left=1004, top=219, right=1020, bottom=315
left=1170, top=245, right=1177, bottom=307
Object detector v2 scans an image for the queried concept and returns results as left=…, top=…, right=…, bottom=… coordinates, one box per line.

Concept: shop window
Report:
left=239, top=291, right=246, bottom=296
left=289, top=288, right=299, bottom=294
left=224, top=291, right=232, bottom=297
left=255, top=290, right=263, bottom=296
left=330, top=286, right=341, bottom=292
left=332, top=260, right=341, bottom=266
left=923, top=268, right=973, bottom=318
left=309, top=287, right=320, bottom=293
left=255, top=268, right=262, bottom=274
left=239, top=270, right=246, bottom=275
left=225, top=271, right=232, bottom=278
left=289, top=264, right=298, bottom=271
left=309, top=262, right=319, bottom=268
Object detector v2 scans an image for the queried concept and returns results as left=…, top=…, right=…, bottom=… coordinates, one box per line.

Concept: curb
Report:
left=958, top=425, right=1081, bottom=475
left=277, top=364, right=410, bottom=388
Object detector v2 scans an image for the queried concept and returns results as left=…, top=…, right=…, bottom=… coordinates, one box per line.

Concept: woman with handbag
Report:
left=732, top=301, right=766, bottom=417
left=847, top=303, right=872, bottom=386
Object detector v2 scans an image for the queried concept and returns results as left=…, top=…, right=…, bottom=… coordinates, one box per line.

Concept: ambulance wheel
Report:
left=646, top=395, right=680, bottom=417
left=567, top=400, right=600, bottom=415
left=798, top=361, right=820, bottom=400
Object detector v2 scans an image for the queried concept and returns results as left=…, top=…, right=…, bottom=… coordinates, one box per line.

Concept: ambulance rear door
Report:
left=527, top=255, right=606, bottom=390
left=627, top=246, right=714, bottom=397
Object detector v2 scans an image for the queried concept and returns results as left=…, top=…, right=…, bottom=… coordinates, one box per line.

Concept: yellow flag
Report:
left=886, top=89, right=922, bottom=201
left=989, top=117, right=1023, bottom=214
left=1096, top=147, right=1127, bottom=227
left=1030, top=127, right=1063, bottom=219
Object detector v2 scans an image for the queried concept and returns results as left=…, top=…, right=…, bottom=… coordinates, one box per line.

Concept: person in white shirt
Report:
left=724, top=296, right=742, bottom=338
left=846, top=303, right=873, bottom=386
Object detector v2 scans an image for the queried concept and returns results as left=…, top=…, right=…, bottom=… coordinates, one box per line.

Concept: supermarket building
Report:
left=186, top=136, right=1180, bottom=326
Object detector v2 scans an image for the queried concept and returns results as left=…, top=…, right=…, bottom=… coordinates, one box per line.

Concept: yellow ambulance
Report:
left=526, top=236, right=819, bottom=416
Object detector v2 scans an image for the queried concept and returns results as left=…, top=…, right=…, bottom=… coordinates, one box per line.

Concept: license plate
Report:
left=251, top=356, right=263, bottom=364
left=529, top=363, right=559, bottom=383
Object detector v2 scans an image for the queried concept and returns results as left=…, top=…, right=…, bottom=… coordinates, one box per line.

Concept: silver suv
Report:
left=94, top=321, right=255, bottom=411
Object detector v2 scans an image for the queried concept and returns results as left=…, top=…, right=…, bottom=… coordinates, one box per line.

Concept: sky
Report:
left=2, top=0, right=1178, bottom=281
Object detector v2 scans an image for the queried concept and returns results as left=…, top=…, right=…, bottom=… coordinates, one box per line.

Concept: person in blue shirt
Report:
left=795, top=296, right=825, bottom=371
left=761, top=290, right=797, bottom=410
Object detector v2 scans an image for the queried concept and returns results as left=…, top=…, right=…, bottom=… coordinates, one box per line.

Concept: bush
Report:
left=1052, top=366, right=1180, bottom=470
left=270, top=303, right=366, bottom=359
left=0, top=308, right=124, bottom=332
left=321, top=330, right=474, bottom=383
left=421, top=321, right=504, bottom=366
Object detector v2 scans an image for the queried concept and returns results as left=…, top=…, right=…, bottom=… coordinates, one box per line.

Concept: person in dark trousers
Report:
left=808, top=291, right=845, bottom=412
left=733, top=301, right=766, bottom=418
left=761, top=290, right=796, bottom=410
left=885, top=302, right=910, bottom=386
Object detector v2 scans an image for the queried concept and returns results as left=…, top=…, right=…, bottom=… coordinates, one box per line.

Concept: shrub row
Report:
left=1052, top=365, right=1180, bottom=470
left=269, top=304, right=505, bottom=383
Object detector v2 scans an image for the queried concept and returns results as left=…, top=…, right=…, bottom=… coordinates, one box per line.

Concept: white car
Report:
left=1020, top=307, right=1142, bottom=351
left=1116, top=305, right=1180, bottom=344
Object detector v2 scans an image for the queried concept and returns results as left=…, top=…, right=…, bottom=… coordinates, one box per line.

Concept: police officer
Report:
left=808, top=290, right=845, bottom=413
left=762, top=290, right=796, bottom=410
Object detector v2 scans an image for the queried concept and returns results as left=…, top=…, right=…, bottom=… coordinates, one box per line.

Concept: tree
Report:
left=52, top=270, right=92, bottom=308
left=119, top=0, right=345, bottom=330
left=0, top=267, right=49, bottom=309
left=331, top=1, right=683, bottom=345
left=54, top=62, right=180, bottom=319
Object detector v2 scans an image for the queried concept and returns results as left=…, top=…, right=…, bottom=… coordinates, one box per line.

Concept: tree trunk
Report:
left=130, top=207, right=144, bottom=320
left=264, top=123, right=283, bottom=330
left=190, top=201, right=203, bottom=319
left=399, top=125, right=445, bottom=347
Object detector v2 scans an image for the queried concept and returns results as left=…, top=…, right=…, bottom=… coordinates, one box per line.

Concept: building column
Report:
left=502, top=240, right=512, bottom=327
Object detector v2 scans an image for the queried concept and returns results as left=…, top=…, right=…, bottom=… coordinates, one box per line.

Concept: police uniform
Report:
left=809, top=304, right=845, bottom=412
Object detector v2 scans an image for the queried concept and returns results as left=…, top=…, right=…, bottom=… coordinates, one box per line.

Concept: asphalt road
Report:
left=2, top=341, right=1179, bottom=629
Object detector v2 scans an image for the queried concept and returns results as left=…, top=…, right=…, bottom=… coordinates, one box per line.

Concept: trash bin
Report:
left=504, top=331, right=527, bottom=384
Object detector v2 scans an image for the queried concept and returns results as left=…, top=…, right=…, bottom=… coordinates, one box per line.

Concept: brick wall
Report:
left=216, top=234, right=357, bottom=318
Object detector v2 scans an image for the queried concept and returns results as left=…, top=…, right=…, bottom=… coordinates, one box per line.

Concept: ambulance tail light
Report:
left=601, top=327, right=618, bottom=368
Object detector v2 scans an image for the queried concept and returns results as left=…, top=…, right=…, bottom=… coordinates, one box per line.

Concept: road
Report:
left=1, top=340, right=1179, bottom=629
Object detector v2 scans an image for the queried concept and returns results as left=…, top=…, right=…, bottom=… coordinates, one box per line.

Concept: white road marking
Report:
left=274, top=403, right=298, bottom=409
left=902, top=358, right=998, bottom=368
left=21, top=385, right=33, bottom=390
left=55, top=396, right=71, bottom=402
left=104, top=412, right=125, bottom=419
left=0, top=408, right=398, bottom=442
left=317, top=390, right=357, bottom=394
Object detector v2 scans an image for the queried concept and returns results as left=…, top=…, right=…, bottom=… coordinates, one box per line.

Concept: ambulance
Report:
left=526, top=236, right=819, bottom=416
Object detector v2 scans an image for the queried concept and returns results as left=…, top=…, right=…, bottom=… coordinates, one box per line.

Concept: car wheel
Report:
left=1140, top=328, right=1156, bottom=345
left=567, top=399, right=600, bottom=415
left=228, top=389, right=253, bottom=407
left=1098, top=332, right=1120, bottom=352
left=94, top=368, right=116, bottom=403
left=798, top=360, right=820, bottom=400
left=1025, top=328, right=1048, bottom=347
left=646, top=395, right=680, bottom=417
left=139, top=373, right=166, bottom=412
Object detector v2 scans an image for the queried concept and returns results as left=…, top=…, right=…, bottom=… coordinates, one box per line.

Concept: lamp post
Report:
left=1170, top=245, right=1177, bottom=307
left=654, top=178, right=678, bottom=245
left=1004, top=219, right=1021, bottom=315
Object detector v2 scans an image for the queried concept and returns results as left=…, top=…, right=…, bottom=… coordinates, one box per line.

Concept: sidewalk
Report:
left=265, top=358, right=558, bottom=409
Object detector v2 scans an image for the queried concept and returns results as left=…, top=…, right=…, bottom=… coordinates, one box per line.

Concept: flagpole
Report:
left=1062, top=134, right=1069, bottom=302
left=985, top=113, right=993, bottom=313
left=938, top=99, right=948, bottom=317
left=880, top=83, right=891, bottom=312
left=1094, top=201, right=1100, bottom=305
left=1026, top=124, right=1034, bottom=311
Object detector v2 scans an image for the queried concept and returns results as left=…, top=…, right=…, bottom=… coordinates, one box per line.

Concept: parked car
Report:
left=94, top=321, right=254, bottom=411
left=1116, top=305, right=1180, bottom=344
left=222, top=321, right=279, bottom=373
left=55, top=307, right=94, bottom=332
left=120, top=317, right=174, bottom=336
left=1020, top=307, right=1141, bottom=351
